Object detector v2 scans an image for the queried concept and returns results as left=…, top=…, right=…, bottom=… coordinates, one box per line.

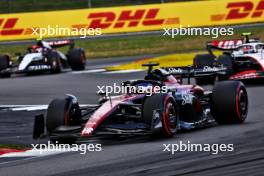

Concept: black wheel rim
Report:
left=165, top=102, right=177, bottom=133
left=237, top=88, right=248, bottom=120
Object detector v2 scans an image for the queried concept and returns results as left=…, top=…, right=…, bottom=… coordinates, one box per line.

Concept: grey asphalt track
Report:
left=0, top=57, right=263, bottom=176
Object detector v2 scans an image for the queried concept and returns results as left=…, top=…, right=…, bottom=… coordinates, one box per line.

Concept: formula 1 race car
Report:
left=0, top=40, right=86, bottom=77
left=33, top=63, right=248, bottom=143
left=193, top=33, right=264, bottom=84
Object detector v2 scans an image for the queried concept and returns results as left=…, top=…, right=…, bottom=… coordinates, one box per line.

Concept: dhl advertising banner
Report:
left=0, top=0, right=264, bottom=41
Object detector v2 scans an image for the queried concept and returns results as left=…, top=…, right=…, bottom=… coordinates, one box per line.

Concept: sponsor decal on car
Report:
left=211, top=39, right=243, bottom=49
left=166, top=68, right=184, bottom=74
left=28, top=65, right=51, bottom=71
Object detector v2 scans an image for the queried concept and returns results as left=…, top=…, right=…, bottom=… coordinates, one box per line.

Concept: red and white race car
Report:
left=33, top=63, right=248, bottom=144
left=193, top=33, right=264, bottom=84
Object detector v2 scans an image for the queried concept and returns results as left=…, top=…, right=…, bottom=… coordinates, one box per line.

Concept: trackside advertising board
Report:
left=0, top=0, right=264, bottom=41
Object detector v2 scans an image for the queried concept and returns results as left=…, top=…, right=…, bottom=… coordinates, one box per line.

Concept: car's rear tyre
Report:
left=0, top=55, right=11, bottom=78
left=143, top=94, right=178, bottom=137
left=47, top=52, right=62, bottom=74
left=217, top=54, right=234, bottom=80
left=211, top=81, right=248, bottom=124
left=193, top=54, right=216, bottom=85
left=46, top=98, right=81, bottom=143
left=67, top=49, right=86, bottom=71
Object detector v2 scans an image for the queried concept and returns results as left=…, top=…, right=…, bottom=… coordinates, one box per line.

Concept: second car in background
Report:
left=0, top=40, right=86, bottom=78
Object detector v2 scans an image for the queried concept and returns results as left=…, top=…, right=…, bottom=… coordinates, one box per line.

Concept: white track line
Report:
left=0, top=105, right=47, bottom=111
left=0, top=104, right=96, bottom=111
left=11, top=105, right=48, bottom=111
left=0, top=149, right=65, bottom=158
left=71, top=69, right=106, bottom=74
left=70, top=68, right=144, bottom=74
left=103, top=69, right=144, bottom=74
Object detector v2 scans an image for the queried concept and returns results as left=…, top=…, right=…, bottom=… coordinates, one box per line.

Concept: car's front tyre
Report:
left=0, top=55, right=11, bottom=78
left=46, top=97, right=81, bottom=143
left=47, top=51, right=62, bottom=74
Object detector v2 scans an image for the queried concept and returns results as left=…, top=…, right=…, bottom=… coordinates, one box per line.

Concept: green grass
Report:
left=0, top=26, right=263, bottom=59
left=0, top=144, right=29, bottom=150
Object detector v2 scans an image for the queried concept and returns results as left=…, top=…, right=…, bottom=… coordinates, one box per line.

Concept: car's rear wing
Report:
left=207, top=39, right=243, bottom=51
left=206, top=33, right=260, bottom=55
left=164, top=66, right=227, bottom=76
left=142, top=63, right=227, bottom=84
left=163, top=66, right=228, bottom=83
left=47, top=40, right=74, bottom=49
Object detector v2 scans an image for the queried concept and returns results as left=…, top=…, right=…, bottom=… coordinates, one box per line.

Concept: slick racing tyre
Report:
left=217, top=54, right=234, bottom=80
left=47, top=51, right=62, bottom=74
left=143, top=93, right=178, bottom=137
left=67, top=48, right=86, bottom=71
left=193, top=54, right=216, bottom=85
left=211, top=81, right=248, bottom=124
left=0, top=55, right=11, bottom=78
left=46, top=98, right=81, bottom=143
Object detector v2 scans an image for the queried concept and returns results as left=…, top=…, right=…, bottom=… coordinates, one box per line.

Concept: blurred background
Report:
left=0, top=0, right=263, bottom=68
left=0, top=0, right=200, bottom=13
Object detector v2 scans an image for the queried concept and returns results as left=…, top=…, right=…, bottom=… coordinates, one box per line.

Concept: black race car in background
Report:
left=0, top=40, right=86, bottom=77
left=33, top=63, right=248, bottom=143
left=193, top=33, right=264, bottom=84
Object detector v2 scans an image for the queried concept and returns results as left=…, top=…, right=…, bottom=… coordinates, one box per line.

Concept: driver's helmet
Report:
left=237, top=45, right=255, bottom=54
left=29, top=44, right=42, bottom=53
left=36, top=40, right=44, bottom=47
left=28, top=40, right=44, bottom=53
left=241, top=45, right=254, bottom=54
